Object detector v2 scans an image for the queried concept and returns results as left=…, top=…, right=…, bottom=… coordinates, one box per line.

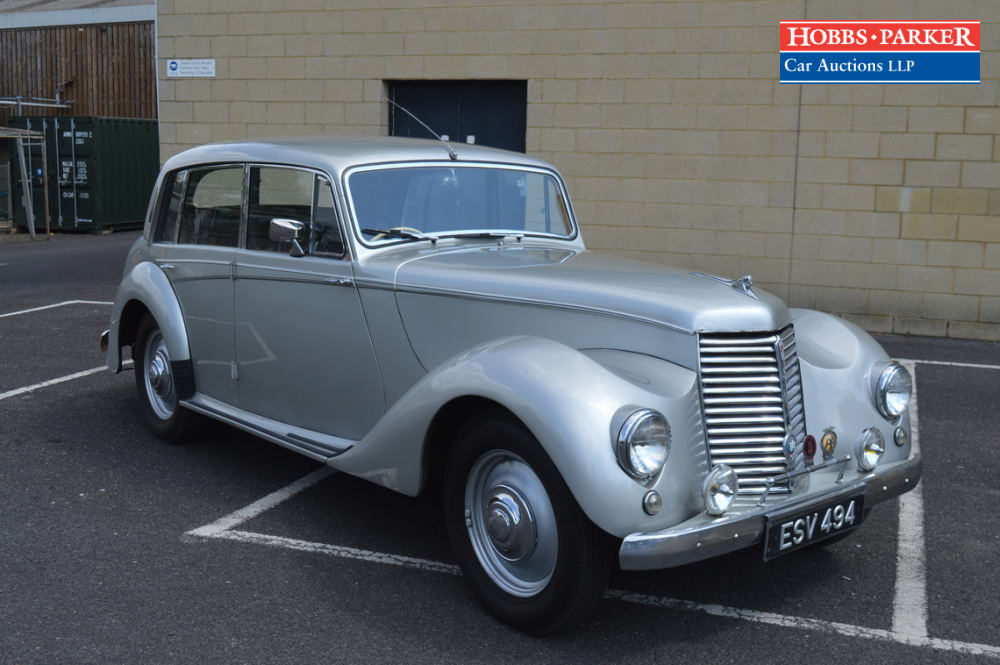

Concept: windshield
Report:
left=347, top=165, right=575, bottom=243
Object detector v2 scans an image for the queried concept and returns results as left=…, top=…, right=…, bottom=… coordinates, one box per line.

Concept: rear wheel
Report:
left=443, top=412, right=614, bottom=634
left=134, top=314, right=198, bottom=443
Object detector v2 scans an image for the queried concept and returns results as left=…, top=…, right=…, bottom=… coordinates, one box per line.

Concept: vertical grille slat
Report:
left=698, top=324, right=806, bottom=496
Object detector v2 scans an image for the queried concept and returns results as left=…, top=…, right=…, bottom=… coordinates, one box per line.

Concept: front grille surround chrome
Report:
left=697, top=325, right=806, bottom=496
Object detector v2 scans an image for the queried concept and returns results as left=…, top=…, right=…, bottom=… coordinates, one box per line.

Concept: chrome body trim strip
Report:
left=395, top=282, right=692, bottom=335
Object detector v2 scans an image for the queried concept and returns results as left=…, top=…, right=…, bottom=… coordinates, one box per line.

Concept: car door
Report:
left=234, top=165, right=384, bottom=442
left=154, top=164, right=243, bottom=407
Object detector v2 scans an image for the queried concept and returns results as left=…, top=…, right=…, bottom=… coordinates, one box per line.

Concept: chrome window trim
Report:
left=244, top=162, right=349, bottom=260
left=171, top=162, right=246, bottom=249
left=340, top=160, right=580, bottom=250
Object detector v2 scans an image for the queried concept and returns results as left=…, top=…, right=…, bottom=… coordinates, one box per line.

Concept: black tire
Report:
left=133, top=313, right=198, bottom=444
left=443, top=411, right=615, bottom=634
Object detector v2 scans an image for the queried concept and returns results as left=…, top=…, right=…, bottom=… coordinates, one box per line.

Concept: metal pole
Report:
left=15, top=138, right=35, bottom=239
left=54, top=117, right=62, bottom=228
left=70, top=118, right=78, bottom=228
left=41, top=133, right=51, bottom=238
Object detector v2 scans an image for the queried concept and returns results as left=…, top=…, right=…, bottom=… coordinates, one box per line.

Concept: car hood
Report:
left=393, top=245, right=790, bottom=333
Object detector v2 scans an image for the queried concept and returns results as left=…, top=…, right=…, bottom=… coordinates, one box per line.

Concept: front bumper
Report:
left=619, top=453, right=922, bottom=571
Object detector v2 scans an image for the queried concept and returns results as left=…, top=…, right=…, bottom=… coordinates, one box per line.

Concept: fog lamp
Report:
left=856, top=427, right=885, bottom=472
left=703, top=465, right=738, bottom=516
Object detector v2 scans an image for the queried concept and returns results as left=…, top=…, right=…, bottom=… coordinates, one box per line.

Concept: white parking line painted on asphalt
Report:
left=898, top=357, right=1000, bottom=372
left=189, top=518, right=1000, bottom=658
left=0, top=366, right=106, bottom=402
left=185, top=467, right=334, bottom=538
left=0, top=359, right=130, bottom=403
left=893, top=360, right=928, bottom=638
left=214, top=529, right=462, bottom=575
left=606, top=589, right=1000, bottom=659
left=0, top=299, right=113, bottom=320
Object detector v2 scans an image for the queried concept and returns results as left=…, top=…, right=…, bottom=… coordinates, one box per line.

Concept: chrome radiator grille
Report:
left=698, top=326, right=805, bottom=495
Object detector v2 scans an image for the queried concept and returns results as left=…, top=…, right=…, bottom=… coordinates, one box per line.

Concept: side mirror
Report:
left=269, top=218, right=306, bottom=257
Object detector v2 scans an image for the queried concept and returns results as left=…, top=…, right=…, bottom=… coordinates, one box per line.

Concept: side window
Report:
left=153, top=170, right=186, bottom=243
left=177, top=166, right=243, bottom=247
left=247, top=167, right=313, bottom=252
left=311, top=176, right=344, bottom=256
left=246, top=167, right=345, bottom=257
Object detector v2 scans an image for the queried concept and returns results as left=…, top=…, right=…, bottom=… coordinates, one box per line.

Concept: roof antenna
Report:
left=384, top=96, right=458, bottom=161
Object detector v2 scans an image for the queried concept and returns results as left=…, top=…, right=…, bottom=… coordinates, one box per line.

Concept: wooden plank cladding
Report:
left=0, top=21, right=156, bottom=121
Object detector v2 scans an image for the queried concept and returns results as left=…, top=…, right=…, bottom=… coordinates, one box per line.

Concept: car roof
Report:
left=161, top=135, right=557, bottom=177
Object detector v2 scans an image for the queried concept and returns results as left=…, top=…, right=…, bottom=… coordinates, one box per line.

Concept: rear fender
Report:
left=107, top=261, right=190, bottom=372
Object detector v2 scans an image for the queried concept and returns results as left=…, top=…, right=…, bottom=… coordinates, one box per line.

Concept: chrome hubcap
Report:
left=143, top=330, right=176, bottom=420
left=485, top=484, right=536, bottom=562
left=465, top=450, right=557, bottom=598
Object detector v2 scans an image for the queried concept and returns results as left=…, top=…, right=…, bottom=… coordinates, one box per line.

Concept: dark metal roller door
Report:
left=388, top=80, right=527, bottom=153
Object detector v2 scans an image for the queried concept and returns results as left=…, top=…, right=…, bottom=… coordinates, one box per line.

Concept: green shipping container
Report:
left=8, top=116, right=159, bottom=232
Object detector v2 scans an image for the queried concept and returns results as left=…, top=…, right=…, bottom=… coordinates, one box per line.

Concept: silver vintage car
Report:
left=103, top=136, right=921, bottom=633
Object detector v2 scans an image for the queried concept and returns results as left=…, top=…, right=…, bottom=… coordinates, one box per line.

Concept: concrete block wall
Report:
left=157, top=0, right=1000, bottom=340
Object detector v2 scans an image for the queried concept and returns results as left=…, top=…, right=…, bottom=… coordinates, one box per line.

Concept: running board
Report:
left=182, top=394, right=355, bottom=461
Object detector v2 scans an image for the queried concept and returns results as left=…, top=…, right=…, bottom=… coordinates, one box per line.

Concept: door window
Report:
left=247, top=166, right=344, bottom=256
left=177, top=166, right=243, bottom=247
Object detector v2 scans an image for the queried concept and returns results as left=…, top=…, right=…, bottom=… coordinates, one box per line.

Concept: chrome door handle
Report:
left=159, top=263, right=175, bottom=269
left=327, top=277, right=354, bottom=287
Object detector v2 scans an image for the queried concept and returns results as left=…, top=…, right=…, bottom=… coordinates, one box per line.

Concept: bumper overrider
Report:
left=619, top=453, right=922, bottom=570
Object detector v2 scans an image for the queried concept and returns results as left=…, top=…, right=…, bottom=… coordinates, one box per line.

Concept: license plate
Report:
left=763, top=493, right=865, bottom=560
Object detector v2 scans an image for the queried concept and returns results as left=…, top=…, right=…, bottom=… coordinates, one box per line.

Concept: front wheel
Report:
left=134, top=314, right=198, bottom=443
left=443, top=412, right=614, bottom=634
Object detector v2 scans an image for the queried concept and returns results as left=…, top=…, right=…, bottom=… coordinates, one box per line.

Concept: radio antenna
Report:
left=384, top=96, right=458, bottom=161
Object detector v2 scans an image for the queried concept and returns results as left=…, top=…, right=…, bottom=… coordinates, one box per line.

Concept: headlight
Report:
left=856, top=427, right=885, bottom=471
left=616, top=409, right=670, bottom=480
left=703, top=465, right=738, bottom=515
left=875, top=362, right=912, bottom=419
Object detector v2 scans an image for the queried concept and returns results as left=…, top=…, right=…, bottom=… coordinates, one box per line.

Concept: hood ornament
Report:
left=690, top=272, right=759, bottom=300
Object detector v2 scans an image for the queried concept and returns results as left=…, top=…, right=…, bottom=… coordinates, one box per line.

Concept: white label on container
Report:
left=166, top=59, right=216, bottom=78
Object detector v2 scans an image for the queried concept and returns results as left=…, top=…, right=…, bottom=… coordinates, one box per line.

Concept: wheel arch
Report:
left=118, top=299, right=152, bottom=349
left=422, top=396, right=517, bottom=496
left=107, top=261, right=191, bottom=376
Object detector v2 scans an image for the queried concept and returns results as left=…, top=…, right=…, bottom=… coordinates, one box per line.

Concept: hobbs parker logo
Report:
left=779, top=20, right=980, bottom=84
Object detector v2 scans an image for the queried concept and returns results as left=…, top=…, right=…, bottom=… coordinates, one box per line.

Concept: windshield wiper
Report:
left=434, top=231, right=524, bottom=241
left=362, top=228, right=437, bottom=244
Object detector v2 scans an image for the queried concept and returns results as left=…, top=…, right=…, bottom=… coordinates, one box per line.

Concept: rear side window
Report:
left=154, top=170, right=186, bottom=243
left=177, top=166, right=243, bottom=247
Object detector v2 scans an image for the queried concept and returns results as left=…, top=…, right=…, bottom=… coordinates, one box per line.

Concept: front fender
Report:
left=792, top=308, right=912, bottom=467
left=107, top=261, right=190, bottom=372
left=329, top=336, right=708, bottom=539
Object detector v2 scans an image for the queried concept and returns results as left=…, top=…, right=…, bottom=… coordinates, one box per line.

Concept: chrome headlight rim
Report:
left=875, top=362, right=912, bottom=419
left=615, top=408, right=671, bottom=481
left=703, top=464, right=739, bottom=516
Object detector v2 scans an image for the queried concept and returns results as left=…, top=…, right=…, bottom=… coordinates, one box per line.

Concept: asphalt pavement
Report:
left=1, top=231, right=998, bottom=664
